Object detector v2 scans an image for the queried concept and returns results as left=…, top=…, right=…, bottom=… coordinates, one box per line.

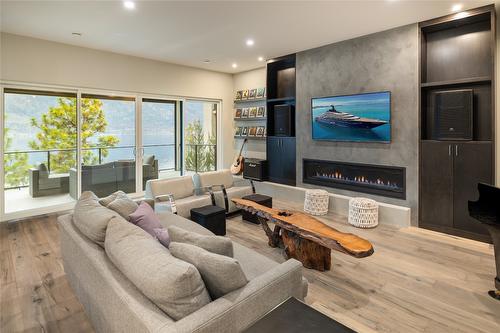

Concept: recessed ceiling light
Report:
left=72, top=32, right=82, bottom=37
left=451, top=4, right=463, bottom=12
left=258, top=56, right=264, bottom=62
left=203, top=59, right=211, bottom=64
left=246, top=39, right=254, bottom=47
left=232, top=63, right=238, bottom=68
left=123, top=1, right=135, bottom=10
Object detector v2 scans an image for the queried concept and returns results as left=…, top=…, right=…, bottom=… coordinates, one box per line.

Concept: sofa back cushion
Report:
left=73, top=191, right=118, bottom=247
left=105, top=217, right=211, bottom=320
left=105, top=192, right=139, bottom=220
left=193, top=169, right=234, bottom=190
left=148, top=176, right=194, bottom=200
left=168, top=226, right=233, bottom=257
left=170, top=242, right=248, bottom=299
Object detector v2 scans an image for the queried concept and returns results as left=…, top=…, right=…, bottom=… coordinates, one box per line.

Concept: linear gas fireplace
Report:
left=303, top=159, right=406, bottom=199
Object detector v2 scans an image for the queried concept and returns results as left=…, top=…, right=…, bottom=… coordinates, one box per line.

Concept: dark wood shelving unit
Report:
left=266, top=54, right=297, bottom=186
left=418, top=4, right=496, bottom=243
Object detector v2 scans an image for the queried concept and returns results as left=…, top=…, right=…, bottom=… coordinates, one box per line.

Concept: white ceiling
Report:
left=0, top=0, right=493, bottom=73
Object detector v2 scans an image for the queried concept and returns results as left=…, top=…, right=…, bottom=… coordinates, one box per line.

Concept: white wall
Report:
left=0, top=32, right=235, bottom=168
left=232, top=67, right=266, bottom=160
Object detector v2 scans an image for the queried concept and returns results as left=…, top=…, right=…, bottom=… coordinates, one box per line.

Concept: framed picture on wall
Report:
left=235, top=90, right=243, bottom=100
left=256, top=126, right=265, bottom=137
left=249, top=107, right=257, bottom=118
left=235, top=127, right=242, bottom=136
left=248, top=126, right=257, bottom=136
left=242, top=90, right=249, bottom=99
left=256, top=87, right=265, bottom=98
left=241, top=108, right=249, bottom=118
left=263, top=127, right=267, bottom=137
left=235, top=108, right=242, bottom=118
left=241, top=126, right=248, bottom=136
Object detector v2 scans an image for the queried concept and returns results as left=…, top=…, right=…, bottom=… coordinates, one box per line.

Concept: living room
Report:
left=1, top=1, right=500, bottom=332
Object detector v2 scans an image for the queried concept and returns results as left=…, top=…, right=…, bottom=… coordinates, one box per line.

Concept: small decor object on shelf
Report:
left=242, top=90, right=249, bottom=99
left=256, top=106, right=265, bottom=118
left=348, top=197, right=379, bottom=228
left=241, top=126, right=248, bottom=136
left=235, top=90, right=243, bottom=100
left=256, top=87, right=266, bottom=99
left=249, top=88, right=257, bottom=99
left=241, top=108, right=249, bottom=118
left=248, top=126, right=257, bottom=137
left=256, top=126, right=265, bottom=137
left=249, top=107, right=257, bottom=118
left=235, top=108, right=242, bottom=118
left=304, top=189, right=330, bottom=216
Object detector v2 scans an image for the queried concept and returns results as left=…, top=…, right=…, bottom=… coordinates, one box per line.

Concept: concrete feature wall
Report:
left=296, top=24, right=419, bottom=225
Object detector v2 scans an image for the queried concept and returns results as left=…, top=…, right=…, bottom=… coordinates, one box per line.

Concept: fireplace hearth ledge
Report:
left=246, top=179, right=411, bottom=228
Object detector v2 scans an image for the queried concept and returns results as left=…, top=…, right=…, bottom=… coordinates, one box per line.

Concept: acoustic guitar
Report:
left=230, top=138, right=248, bottom=175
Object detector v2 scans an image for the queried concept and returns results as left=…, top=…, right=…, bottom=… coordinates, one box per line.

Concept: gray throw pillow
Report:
left=73, top=191, right=118, bottom=246
left=105, top=218, right=211, bottom=320
left=106, top=192, right=138, bottom=220
left=170, top=242, right=248, bottom=299
left=168, top=226, right=233, bottom=257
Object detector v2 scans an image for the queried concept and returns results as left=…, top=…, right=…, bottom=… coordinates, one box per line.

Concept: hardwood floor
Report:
left=1, top=202, right=499, bottom=332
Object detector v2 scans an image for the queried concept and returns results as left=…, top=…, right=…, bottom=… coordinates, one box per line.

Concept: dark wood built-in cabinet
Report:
left=419, top=5, right=496, bottom=242
left=266, top=54, right=297, bottom=186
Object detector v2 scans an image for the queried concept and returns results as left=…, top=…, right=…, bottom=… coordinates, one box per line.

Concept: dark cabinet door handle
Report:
left=455, top=145, right=458, bottom=156
left=448, top=145, right=451, bottom=156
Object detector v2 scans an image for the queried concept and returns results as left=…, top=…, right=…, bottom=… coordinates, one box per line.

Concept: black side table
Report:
left=242, top=194, right=272, bottom=224
left=244, top=297, right=356, bottom=333
left=190, top=205, right=226, bottom=236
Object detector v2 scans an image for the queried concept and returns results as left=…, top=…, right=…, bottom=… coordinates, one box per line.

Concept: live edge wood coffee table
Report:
left=233, top=198, right=374, bottom=271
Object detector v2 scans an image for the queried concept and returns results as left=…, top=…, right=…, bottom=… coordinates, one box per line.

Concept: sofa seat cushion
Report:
left=73, top=191, right=118, bottom=247
left=168, top=225, right=233, bottom=257
left=170, top=242, right=248, bottom=299
left=232, top=242, right=280, bottom=280
left=105, top=217, right=211, bottom=321
left=174, top=195, right=213, bottom=218
left=157, top=212, right=214, bottom=236
left=213, top=186, right=254, bottom=213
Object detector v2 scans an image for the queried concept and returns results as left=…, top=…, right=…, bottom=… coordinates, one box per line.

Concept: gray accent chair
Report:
left=29, top=163, right=69, bottom=197
left=145, top=175, right=213, bottom=218
left=193, top=169, right=254, bottom=214
left=70, top=157, right=158, bottom=199
left=59, top=208, right=308, bottom=332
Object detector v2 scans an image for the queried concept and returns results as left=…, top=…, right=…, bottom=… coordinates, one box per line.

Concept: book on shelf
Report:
left=242, top=90, right=249, bottom=99
left=256, top=87, right=266, bottom=99
left=235, top=90, right=243, bottom=100
left=249, top=88, right=257, bottom=99
left=256, top=106, right=265, bottom=117
left=248, top=126, right=257, bottom=137
left=256, top=126, right=265, bottom=137
left=235, top=108, right=242, bottom=118
left=248, top=107, right=257, bottom=118
left=241, top=108, right=249, bottom=118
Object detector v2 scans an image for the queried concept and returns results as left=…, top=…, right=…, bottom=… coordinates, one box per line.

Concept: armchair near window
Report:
left=145, top=175, right=212, bottom=218
left=193, top=169, right=254, bottom=214
left=29, top=163, right=69, bottom=198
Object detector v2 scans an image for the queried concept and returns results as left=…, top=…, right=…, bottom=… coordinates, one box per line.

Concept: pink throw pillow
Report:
left=129, top=202, right=162, bottom=236
left=153, top=228, right=170, bottom=248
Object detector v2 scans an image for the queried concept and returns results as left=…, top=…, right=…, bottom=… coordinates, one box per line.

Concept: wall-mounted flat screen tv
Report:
left=311, top=91, right=391, bottom=143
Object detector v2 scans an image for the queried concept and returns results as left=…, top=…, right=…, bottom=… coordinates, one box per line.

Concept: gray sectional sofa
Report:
left=59, top=201, right=308, bottom=332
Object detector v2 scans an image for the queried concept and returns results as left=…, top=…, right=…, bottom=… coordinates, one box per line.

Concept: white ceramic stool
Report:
left=304, top=189, right=329, bottom=216
left=348, top=197, right=379, bottom=228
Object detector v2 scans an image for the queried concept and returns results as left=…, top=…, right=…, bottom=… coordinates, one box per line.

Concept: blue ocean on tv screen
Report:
left=311, top=91, right=391, bottom=142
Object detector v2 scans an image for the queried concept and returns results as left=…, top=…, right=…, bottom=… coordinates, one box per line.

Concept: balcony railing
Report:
left=4, top=143, right=217, bottom=189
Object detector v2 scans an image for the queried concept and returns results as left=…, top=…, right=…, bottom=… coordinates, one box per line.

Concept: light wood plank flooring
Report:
left=1, top=202, right=499, bottom=332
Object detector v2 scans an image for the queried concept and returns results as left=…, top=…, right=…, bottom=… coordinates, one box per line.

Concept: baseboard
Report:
left=253, top=181, right=411, bottom=228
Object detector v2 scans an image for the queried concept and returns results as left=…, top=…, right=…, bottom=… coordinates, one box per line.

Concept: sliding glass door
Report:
left=141, top=98, right=178, bottom=189
left=79, top=94, right=136, bottom=198
left=183, top=100, right=218, bottom=174
left=3, top=89, right=77, bottom=214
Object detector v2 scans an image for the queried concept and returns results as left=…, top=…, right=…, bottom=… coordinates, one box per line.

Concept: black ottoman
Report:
left=242, top=194, right=272, bottom=224
left=190, top=205, right=226, bottom=236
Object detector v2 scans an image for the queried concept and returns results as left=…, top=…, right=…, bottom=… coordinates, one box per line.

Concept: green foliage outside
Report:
left=4, top=97, right=119, bottom=187
left=184, top=120, right=216, bottom=172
